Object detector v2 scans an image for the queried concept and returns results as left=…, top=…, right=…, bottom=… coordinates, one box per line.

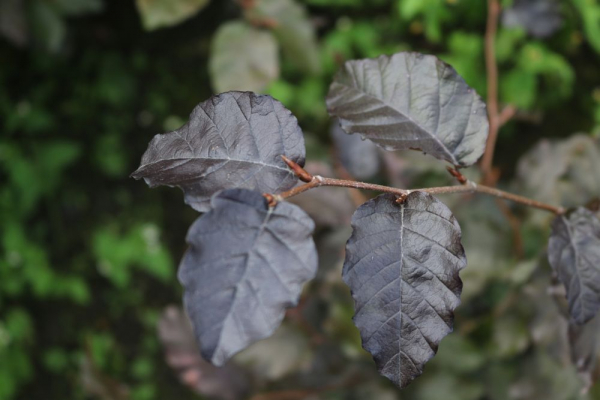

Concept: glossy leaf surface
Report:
left=132, top=91, right=305, bottom=212
left=342, top=191, right=466, bottom=388
left=548, top=207, right=600, bottom=325
left=179, top=189, right=317, bottom=366
left=326, top=52, right=489, bottom=168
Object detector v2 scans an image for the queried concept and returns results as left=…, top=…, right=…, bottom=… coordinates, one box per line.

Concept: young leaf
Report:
left=342, top=191, right=466, bottom=388
left=179, top=189, right=318, bottom=366
left=131, top=91, right=305, bottom=212
left=209, top=21, right=279, bottom=93
left=548, top=207, right=600, bottom=325
left=326, top=52, right=489, bottom=168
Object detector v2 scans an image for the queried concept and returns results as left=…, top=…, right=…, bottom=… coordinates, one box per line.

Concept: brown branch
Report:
left=275, top=156, right=564, bottom=214
left=480, top=0, right=502, bottom=183
left=275, top=176, right=563, bottom=214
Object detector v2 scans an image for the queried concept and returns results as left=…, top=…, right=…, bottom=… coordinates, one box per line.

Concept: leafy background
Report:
left=1, top=0, right=600, bottom=399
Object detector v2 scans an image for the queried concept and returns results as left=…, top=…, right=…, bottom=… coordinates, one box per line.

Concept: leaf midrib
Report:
left=336, top=81, right=458, bottom=165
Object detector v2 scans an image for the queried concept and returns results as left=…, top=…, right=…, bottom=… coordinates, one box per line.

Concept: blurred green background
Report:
left=1, top=0, right=600, bottom=399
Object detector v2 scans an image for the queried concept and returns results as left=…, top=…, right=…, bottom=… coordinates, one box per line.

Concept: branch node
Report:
left=281, top=155, right=313, bottom=183
left=314, top=175, right=324, bottom=183
left=263, top=193, right=278, bottom=207
left=395, top=191, right=410, bottom=204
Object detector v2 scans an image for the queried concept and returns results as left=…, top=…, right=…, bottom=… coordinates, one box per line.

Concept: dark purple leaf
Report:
left=179, top=189, right=318, bottom=366
left=548, top=207, right=600, bottom=325
left=503, top=0, right=562, bottom=38
left=157, top=306, right=250, bottom=400
left=331, top=119, right=381, bottom=180
left=132, top=91, right=305, bottom=212
left=326, top=52, right=489, bottom=168
left=342, top=191, right=466, bottom=388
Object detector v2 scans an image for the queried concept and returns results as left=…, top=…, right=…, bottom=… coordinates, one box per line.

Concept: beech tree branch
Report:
left=480, top=0, right=502, bottom=181
left=273, top=157, right=565, bottom=215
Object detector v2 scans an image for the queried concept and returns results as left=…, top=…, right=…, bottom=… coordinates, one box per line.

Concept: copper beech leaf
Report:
left=131, top=92, right=305, bottom=212
left=342, top=192, right=466, bottom=388
left=179, top=189, right=317, bottom=366
left=548, top=207, right=600, bottom=325
left=326, top=52, right=489, bottom=168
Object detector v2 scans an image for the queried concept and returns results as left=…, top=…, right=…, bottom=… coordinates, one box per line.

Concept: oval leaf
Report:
left=209, top=21, right=279, bottom=93
left=179, top=189, right=318, bottom=366
left=548, top=207, right=600, bottom=325
left=342, top=191, right=466, bottom=388
left=326, top=52, right=489, bottom=168
left=131, top=91, right=305, bottom=212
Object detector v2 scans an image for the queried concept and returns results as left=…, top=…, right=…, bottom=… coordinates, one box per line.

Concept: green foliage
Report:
left=1, top=0, right=600, bottom=398
left=93, top=224, right=173, bottom=288
left=135, top=0, right=211, bottom=30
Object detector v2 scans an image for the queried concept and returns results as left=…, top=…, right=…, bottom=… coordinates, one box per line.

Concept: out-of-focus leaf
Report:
left=572, top=0, right=600, bottom=53
left=548, top=207, right=600, bottom=324
left=441, top=32, right=486, bottom=96
left=326, top=52, right=489, bottom=168
left=431, top=334, right=485, bottom=374
left=507, top=351, right=583, bottom=400
left=0, top=0, right=28, bottom=47
left=245, top=0, right=321, bottom=75
left=93, top=223, right=173, bottom=288
left=179, top=189, right=317, bottom=366
left=501, top=69, right=536, bottom=109
left=502, top=0, right=562, bottom=38
left=54, top=0, right=103, bottom=16
left=234, top=324, right=311, bottom=381
left=491, top=314, right=530, bottom=358
left=569, top=313, right=600, bottom=393
left=516, top=43, right=574, bottom=103
left=342, top=192, right=466, bottom=388
left=158, top=306, right=250, bottom=400
left=398, top=0, right=452, bottom=43
left=29, top=0, right=66, bottom=52
left=135, top=0, right=210, bottom=30
left=132, top=92, right=305, bottom=212
left=209, top=21, right=279, bottom=94
left=331, top=119, right=380, bottom=180
left=446, top=195, right=513, bottom=300
left=288, top=162, right=355, bottom=228
left=80, top=351, right=129, bottom=400
left=516, top=135, right=600, bottom=226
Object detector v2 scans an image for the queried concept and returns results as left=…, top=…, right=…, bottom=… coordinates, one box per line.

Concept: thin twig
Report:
left=480, top=0, right=502, bottom=182
left=274, top=156, right=563, bottom=214
left=275, top=175, right=563, bottom=214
